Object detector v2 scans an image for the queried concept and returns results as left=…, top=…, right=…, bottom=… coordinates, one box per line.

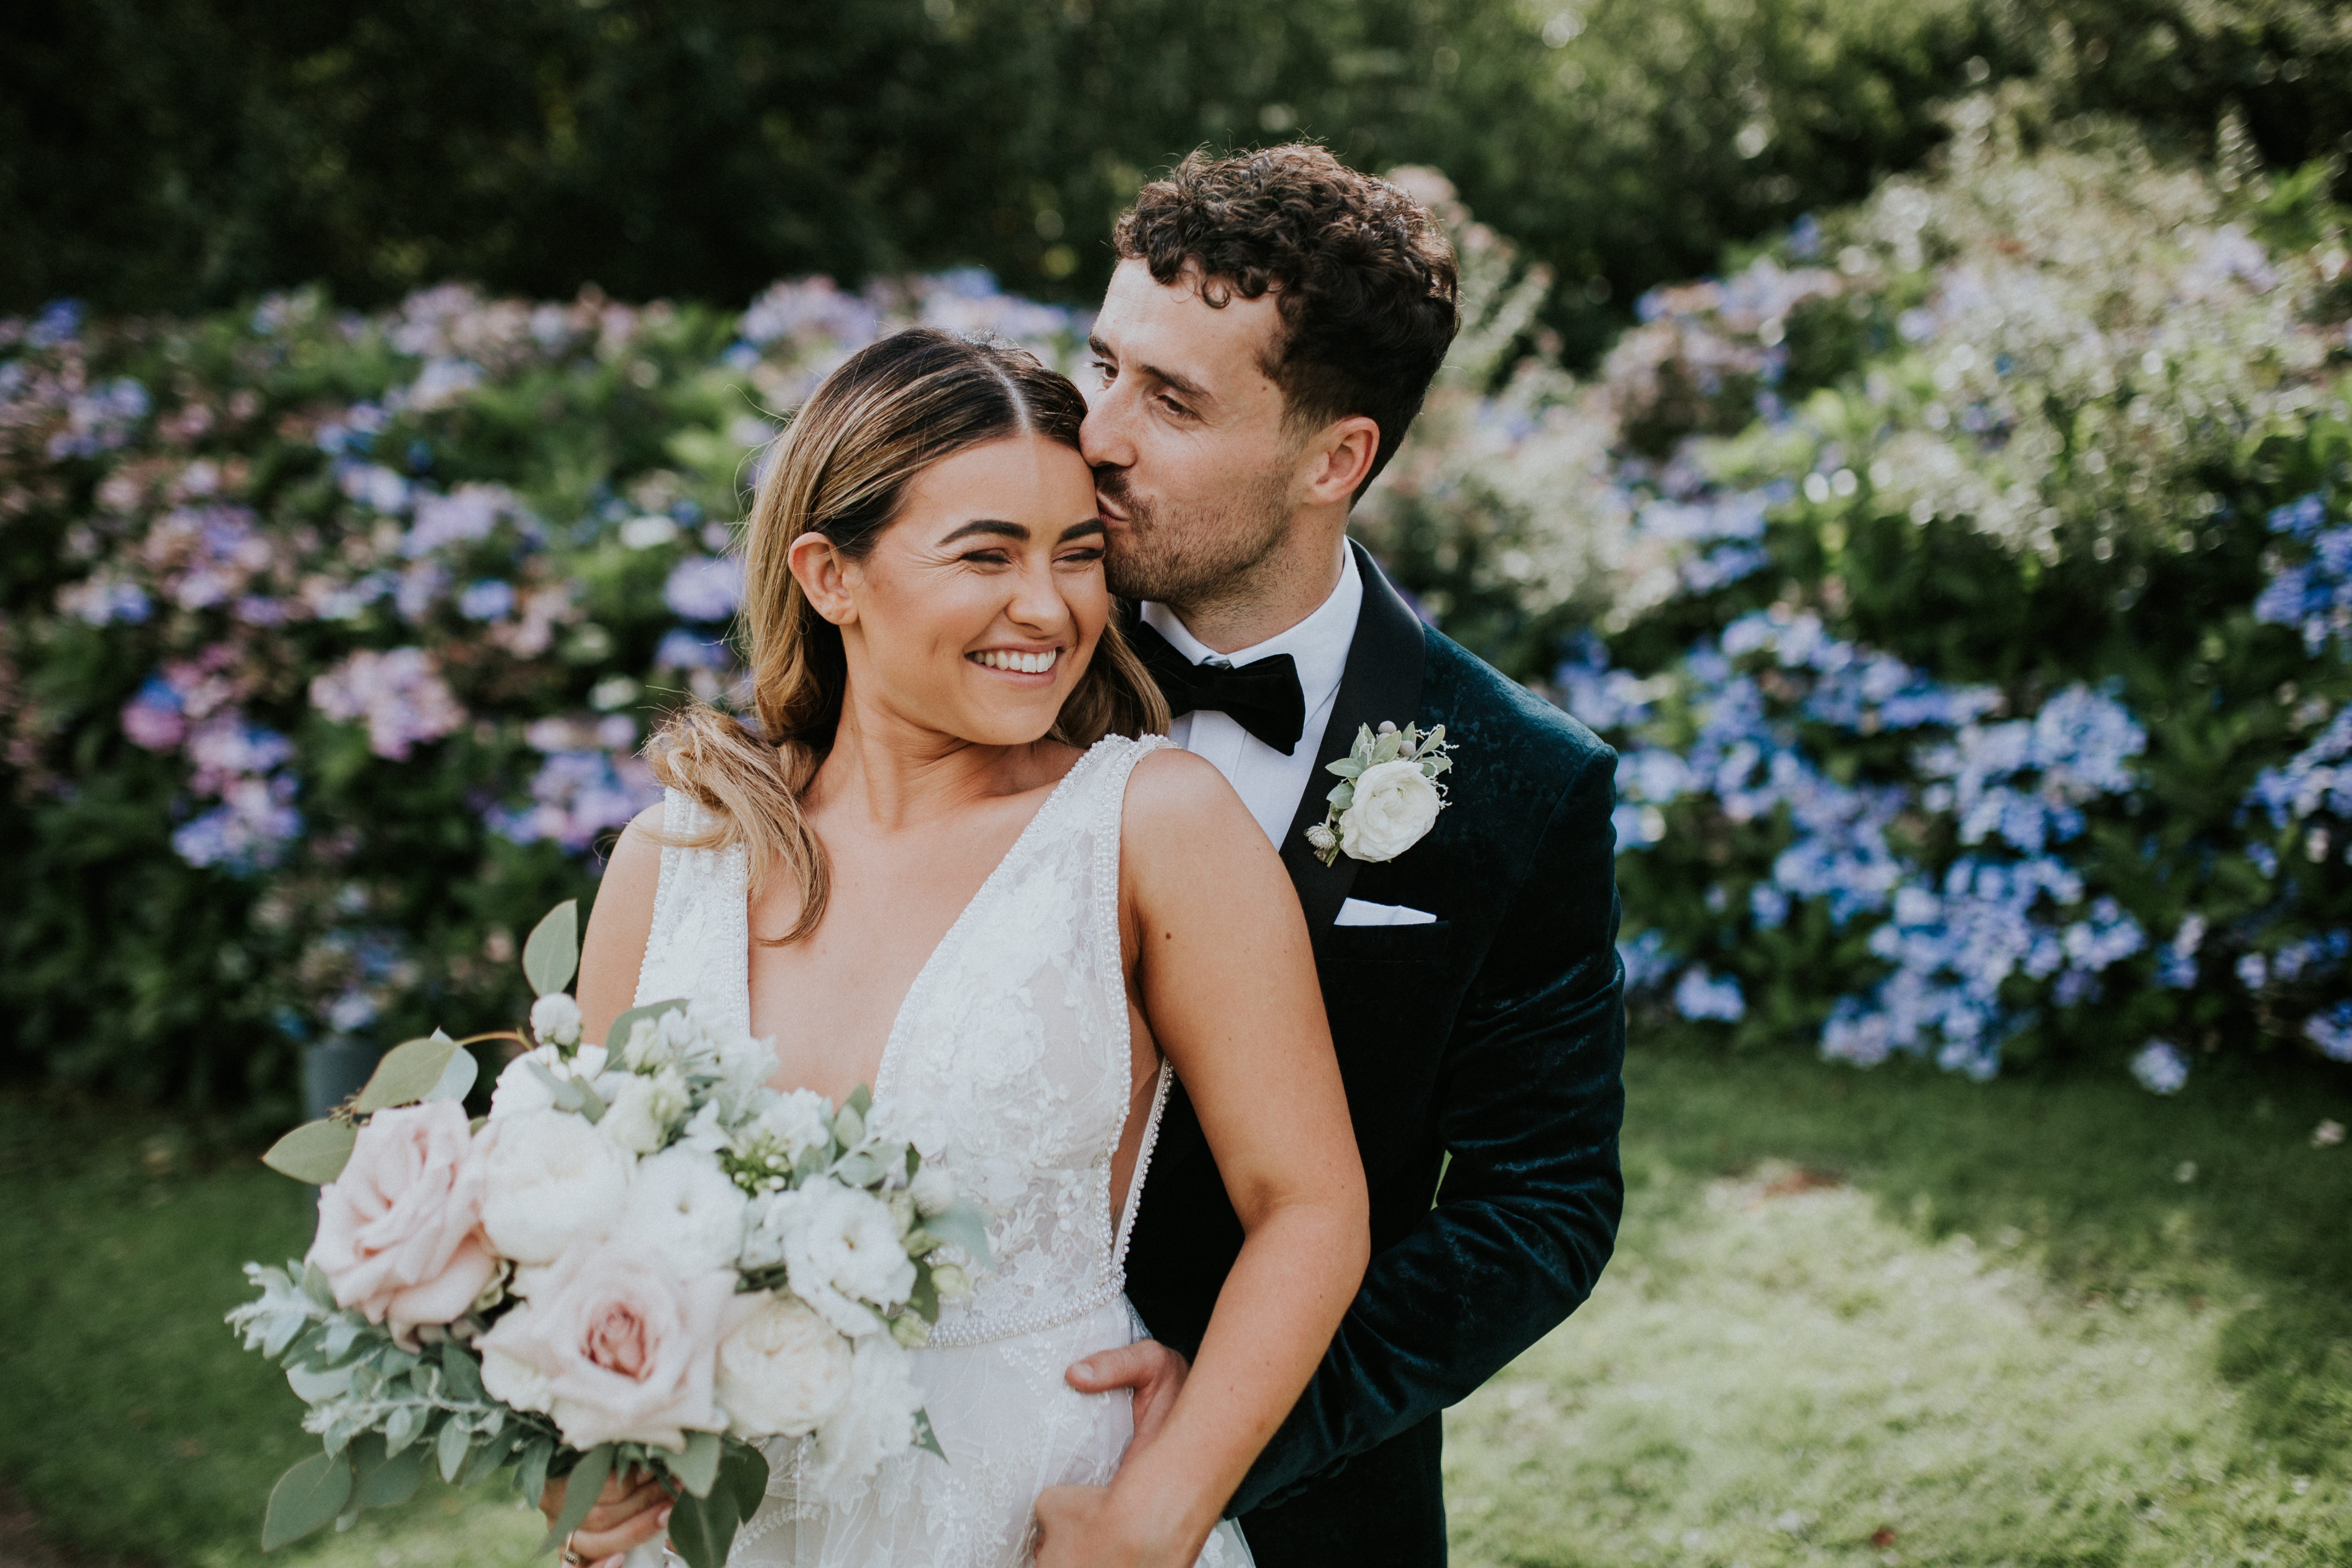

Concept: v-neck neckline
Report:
left=746, top=740, right=1105, bottom=1111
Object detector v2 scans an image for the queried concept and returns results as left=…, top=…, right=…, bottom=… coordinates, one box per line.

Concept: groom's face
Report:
left=1082, top=259, right=1303, bottom=608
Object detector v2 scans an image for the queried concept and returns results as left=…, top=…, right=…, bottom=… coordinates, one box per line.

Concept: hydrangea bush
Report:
left=0, top=271, right=1085, bottom=1113
left=1361, top=101, right=2352, bottom=1088
left=5, top=101, right=2347, bottom=1107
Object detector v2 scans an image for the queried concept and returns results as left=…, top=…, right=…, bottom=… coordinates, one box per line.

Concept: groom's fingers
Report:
left=1067, top=1338, right=1191, bottom=1449
left=1065, top=1339, right=1165, bottom=1393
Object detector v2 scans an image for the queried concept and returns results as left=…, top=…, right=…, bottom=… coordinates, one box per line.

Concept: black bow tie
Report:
left=1129, top=621, right=1307, bottom=755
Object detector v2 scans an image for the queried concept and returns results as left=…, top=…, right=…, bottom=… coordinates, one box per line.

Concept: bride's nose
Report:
left=1002, top=557, right=1071, bottom=636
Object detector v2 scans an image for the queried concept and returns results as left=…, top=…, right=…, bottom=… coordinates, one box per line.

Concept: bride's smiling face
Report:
left=790, top=433, right=1109, bottom=748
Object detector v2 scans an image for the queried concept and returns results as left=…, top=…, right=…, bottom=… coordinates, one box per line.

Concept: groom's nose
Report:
left=1078, top=394, right=1133, bottom=478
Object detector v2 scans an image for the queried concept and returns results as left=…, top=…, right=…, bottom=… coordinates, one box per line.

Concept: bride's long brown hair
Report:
left=648, top=327, right=1169, bottom=943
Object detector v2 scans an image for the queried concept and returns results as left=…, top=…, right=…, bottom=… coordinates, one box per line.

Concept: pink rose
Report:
left=476, top=1236, right=751, bottom=1451
left=308, top=1100, right=497, bottom=1344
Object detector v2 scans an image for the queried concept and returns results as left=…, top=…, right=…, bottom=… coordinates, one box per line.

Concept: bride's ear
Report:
left=788, top=531, right=859, bottom=626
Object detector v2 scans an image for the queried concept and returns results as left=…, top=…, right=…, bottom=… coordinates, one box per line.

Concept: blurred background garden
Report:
left=4, top=0, right=2352, bottom=1563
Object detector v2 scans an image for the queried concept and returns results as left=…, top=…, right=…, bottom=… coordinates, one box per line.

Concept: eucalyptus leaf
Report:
left=538, top=1443, right=613, bottom=1555
left=920, top=1200, right=993, bottom=1269
left=439, top=1341, right=485, bottom=1401
left=523, top=900, right=581, bottom=998
left=354, top=1436, right=429, bottom=1509
left=262, top=1120, right=358, bottom=1185
left=663, top=1486, right=739, bottom=1568
left=844, top=1083, right=873, bottom=1118
left=301, top=1260, right=336, bottom=1308
left=383, top=1401, right=424, bottom=1456
left=1326, top=757, right=1365, bottom=778
left=262, top=1451, right=351, bottom=1551
left=832, top=1104, right=864, bottom=1148
left=911, top=1408, right=947, bottom=1462
left=425, top=1045, right=478, bottom=1104
left=518, top=1436, right=555, bottom=1508
left=717, top=1442, right=770, bottom=1524
left=1327, top=782, right=1355, bottom=808
left=833, top=1150, right=881, bottom=1186
left=602, top=998, right=687, bottom=1055
left=436, top=1415, right=473, bottom=1484
left=670, top=1429, right=723, bottom=1499
left=354, top=1036, right=460, bottom=1113
left=457, top=1428, right=510, bottom=1488
left=907, top=1268, right=941, bottom=1324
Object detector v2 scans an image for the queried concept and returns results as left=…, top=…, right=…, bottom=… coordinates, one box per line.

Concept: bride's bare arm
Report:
left=574, top=803, right=665, bottom=1047
left=1047, top=749, right=1368, bottom=1564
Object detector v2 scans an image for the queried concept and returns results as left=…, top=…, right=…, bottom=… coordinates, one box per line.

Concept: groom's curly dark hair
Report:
left=1113, top=143, right=1460, bottom=495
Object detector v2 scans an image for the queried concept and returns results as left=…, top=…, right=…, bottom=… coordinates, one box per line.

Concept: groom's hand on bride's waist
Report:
left=1067, top=1339, right=1191, bottom=1452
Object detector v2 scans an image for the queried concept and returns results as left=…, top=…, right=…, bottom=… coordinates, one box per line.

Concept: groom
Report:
left=1064, top=145, right=1627, bottom=1564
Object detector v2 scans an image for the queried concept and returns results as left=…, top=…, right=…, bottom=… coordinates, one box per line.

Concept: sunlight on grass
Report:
left=1446, top=1159, right=2350, bottom=1567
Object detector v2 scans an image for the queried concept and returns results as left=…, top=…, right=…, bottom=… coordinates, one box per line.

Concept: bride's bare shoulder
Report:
left=578, top=801, right=669, bottom=1038
left=1119, top=745, right=1276, bottom=869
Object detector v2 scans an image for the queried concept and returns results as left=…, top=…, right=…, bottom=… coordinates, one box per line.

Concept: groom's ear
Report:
left=788, top=531, right=860, bottom=625
left=1298, top=414, right=1381, bottom=508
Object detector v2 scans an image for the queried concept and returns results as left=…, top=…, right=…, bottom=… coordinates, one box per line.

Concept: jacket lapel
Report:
left=1278, top=541, right=1429, bottom=953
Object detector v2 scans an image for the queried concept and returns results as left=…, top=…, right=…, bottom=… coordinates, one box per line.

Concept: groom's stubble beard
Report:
left=1098, top=463, right=1297, bottom=621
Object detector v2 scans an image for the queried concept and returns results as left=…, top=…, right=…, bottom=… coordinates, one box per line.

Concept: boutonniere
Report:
left=1305, top=720, right=1455, bottom=867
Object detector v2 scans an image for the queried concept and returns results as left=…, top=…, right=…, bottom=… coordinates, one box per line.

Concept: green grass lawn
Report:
left=6, top=1037, right=2351, bottom=1566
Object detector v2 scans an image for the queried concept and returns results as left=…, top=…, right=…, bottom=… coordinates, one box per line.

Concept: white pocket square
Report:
left=1334, top=898, right=1439, bottom=927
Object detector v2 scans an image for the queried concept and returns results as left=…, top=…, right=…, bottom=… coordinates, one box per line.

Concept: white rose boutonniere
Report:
left=1307, top=720, right=1455, bottom=866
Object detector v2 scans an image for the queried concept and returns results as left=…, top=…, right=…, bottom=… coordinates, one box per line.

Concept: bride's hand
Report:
left=537, top=1466, right=672, bottom=1568
left=1035, top=1484, right=1196, bottom=1568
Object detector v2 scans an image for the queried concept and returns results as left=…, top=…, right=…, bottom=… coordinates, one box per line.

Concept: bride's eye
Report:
left=1056, top=546, right=1106, bottom=567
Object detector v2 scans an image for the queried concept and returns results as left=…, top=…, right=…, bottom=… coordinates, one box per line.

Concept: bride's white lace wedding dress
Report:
left=635, top=734, right=1250, bottom=1568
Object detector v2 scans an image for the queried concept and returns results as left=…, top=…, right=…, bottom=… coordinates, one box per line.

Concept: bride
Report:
left=541, top=327, right=1369, bottom=1568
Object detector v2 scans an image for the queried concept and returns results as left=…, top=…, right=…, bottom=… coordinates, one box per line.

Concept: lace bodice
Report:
left=635, top=734, right=1172, bottom=1348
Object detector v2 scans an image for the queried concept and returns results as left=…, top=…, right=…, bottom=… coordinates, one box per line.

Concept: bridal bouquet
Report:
left=229, top=903, right=986, bottom=1567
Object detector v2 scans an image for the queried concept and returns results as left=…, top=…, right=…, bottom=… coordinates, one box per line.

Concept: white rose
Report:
left=712, top=1292, right=855, bottom=1439
left=1338, top=760, right=1443, bottom=862
left=530, top=992, right=583, bottom=1047
left=476, top=1109, right=633, bottom=1265
left=763, top=1181, right=916, bottom=1337
left=805, top=1335, right=922, bottom=1501
left=488, top=1043, right=609, bottom=1122
left=602, top=1066, right=690, bottom=1155
left=616, top=1146, right=750, bottom=1272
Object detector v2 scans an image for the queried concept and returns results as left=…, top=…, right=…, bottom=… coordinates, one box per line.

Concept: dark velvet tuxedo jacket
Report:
left=1122, top=542, right=1626, bottom=1567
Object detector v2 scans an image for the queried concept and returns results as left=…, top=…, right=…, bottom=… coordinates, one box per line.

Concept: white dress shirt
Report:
left=1141, top=543, right=1364, bottom=848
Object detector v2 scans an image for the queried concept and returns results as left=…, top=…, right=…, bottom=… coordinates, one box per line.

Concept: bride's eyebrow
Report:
left=937, top=519, right=1027, bottom=544
left=1059, top=519, right=1106, bottom=541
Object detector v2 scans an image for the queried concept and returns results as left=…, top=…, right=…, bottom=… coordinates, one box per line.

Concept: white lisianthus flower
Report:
left=806, top=1335, right=922, bottom=1501
left=602, top=1066, right=690, bottom=1155
left=476, top=1109, right=633, bottom=1265
left=488, top=1043, right=609, bottom=1121
left=616, top=1145, right=750, bottom=1272
left=763, top=1181, right=916, bottom=1337
left=712, top=1292, right=855, bottom=1439
left=530, top=992, right=583, bottom=1047
left=906, top=1164, right=956, bottom=1218
left=1339, top=759, right=1444, bottom=862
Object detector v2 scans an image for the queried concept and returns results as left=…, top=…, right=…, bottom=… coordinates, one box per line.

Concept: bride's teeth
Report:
left=972, top=649, right=1056, bottom=673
